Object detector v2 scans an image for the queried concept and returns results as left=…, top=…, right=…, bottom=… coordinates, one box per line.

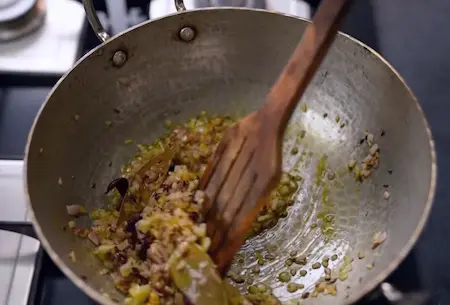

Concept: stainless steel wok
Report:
left=0, top=0, right=437, bottom=304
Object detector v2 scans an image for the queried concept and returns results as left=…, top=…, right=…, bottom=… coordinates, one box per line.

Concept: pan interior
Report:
left=26, top=9, right=434, bottom=305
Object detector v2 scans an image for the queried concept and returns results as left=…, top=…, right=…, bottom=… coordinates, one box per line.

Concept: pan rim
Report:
left=23, top=7, right=437, bottom=305
left=335, top=31, right=437, bottom=304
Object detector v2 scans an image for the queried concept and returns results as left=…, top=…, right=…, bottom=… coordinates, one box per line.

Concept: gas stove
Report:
left=0, top=1, right=449, bottom=305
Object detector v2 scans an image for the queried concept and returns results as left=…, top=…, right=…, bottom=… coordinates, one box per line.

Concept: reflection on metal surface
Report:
left=381, top=282, right=430, bottom=305
left=175, top=0, right=186, bottom=11
left=83, top=0, right=111, bottom=42
left=381, top=283, right=404, bottom=302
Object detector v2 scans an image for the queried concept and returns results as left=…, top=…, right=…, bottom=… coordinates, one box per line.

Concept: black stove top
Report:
left=28, top=248, right=96, bottom=305
left=1, top=1, right=450, bottom=305
left=26, top=245, right=430, bottom=305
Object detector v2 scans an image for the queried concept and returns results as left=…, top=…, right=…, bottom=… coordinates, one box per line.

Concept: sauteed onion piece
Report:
left=72, top=114, right=299, bottom=305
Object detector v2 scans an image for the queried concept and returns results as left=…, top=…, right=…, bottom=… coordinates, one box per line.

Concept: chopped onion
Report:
left=66, top=204, right=87, bottom=216
left=88, top=231, right=100, bottom=245
left=68, top=250, right=77, bottom=262
left=117, top=239, right=129, bottom=251
left=369, top=144, right=379, bottom=155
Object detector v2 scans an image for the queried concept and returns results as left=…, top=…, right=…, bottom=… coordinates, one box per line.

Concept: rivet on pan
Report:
left=112, top=50, right=127, bottom=67
left=179, top=27, right=196, bottom=42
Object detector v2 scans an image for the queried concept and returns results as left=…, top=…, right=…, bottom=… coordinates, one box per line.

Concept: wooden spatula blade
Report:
left=199, top=0, right=353, bottom=276
left=210, top=145, right=281, bottom=273
left=203, top=128, right=247, bottom=217
left=207, top=144, right=255, bottom=239
left=208, top=160, right=257, bottom=254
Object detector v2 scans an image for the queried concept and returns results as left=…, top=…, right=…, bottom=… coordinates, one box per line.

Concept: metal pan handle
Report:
left=82, top=0, right=110, bottom=42
left=175, top=0, right=187, bottom=12
left=82, top=0, right=187, bottom=42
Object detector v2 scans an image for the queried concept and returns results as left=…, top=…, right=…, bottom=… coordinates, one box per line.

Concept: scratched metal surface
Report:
left=24, top=8, right=435, bottom=305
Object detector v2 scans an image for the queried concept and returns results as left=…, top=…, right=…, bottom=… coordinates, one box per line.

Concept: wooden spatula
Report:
left=199, top=0, right=353, bottom=274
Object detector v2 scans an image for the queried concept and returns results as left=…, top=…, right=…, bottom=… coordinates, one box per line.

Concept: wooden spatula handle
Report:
left=264, top=0, right=353, bottom=131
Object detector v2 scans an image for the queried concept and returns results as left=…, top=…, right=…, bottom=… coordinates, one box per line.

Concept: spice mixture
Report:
left=69, top=113, right=298, bottom=305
